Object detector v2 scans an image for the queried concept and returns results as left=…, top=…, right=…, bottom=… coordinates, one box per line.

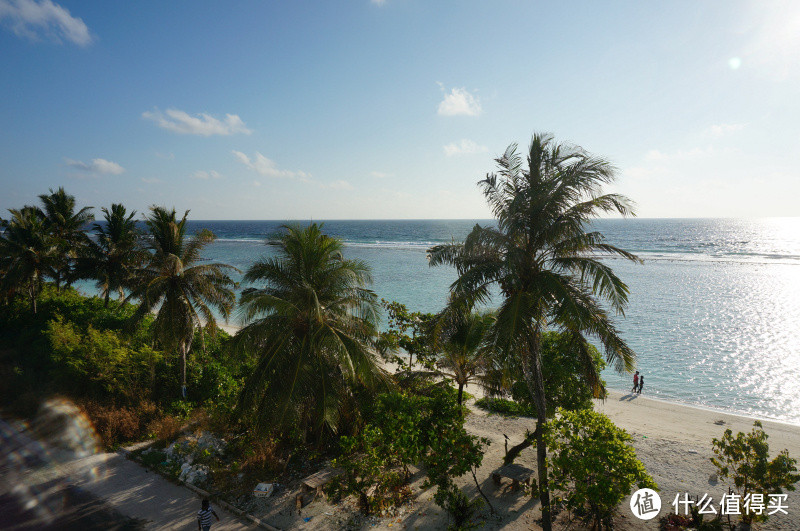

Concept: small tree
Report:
left=546, top=409, right=657, bottom=530
left=379, top=300, right=437, bottom=369
left=711, top=421, right=799, bottom=529
left=332, top=385, right=489, bottom=523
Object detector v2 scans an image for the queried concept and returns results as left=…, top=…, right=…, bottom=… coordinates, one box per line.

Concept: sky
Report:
left=1, top=0, right=799, bottom=220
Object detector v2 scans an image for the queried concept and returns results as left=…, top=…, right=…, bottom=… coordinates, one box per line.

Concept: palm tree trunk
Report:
left=457, top=382, right=464, bottom=405
left=29, top=281, right=37, bottom=314
left=521, top=326, right=551, bottom=531
left=180, top=341, right=188, bottom=398
left=104, top=289, right=110, bottom=308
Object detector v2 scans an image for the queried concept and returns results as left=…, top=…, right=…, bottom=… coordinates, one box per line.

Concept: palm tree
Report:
left=129, top=206, right=237, bottom=398
left=38, top=187, right=94, bottom=289
left=235, top=223, right=388, bottom=440
left=434, top=309, right=494, bottom=405
left=76, top=204, right=146, bottom=307
left=0, top=207, right=57, bottom=313
left=428, top=133, right=640, bottom=531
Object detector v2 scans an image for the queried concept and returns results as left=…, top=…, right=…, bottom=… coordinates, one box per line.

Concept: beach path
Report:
left=62, top=451, right=252, bottom=530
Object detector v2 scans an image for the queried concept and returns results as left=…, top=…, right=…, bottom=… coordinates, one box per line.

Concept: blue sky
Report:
left=1, top=0, right=799, bottom=219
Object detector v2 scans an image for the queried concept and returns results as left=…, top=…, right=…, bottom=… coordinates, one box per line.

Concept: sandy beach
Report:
left=205, top=322, right=800, bottom=529
left=210, top=353, right=790, bottom=530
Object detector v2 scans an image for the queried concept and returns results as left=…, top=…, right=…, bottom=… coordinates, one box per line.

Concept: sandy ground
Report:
left=247, top=369, right=800, bottom=531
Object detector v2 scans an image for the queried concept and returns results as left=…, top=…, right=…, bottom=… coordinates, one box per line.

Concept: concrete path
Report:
left=64, top=451, right=253, bottom=530
left=1, top=418, right=254, bottom=530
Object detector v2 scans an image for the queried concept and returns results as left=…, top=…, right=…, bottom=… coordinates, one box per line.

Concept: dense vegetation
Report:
left=1, top=133, right=666, bottom=529
left=0, top=285, right=248, bottom=445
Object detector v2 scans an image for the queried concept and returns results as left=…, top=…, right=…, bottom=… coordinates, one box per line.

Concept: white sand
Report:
left=214, top=324, right=800, bottom=529
left=286, top=373, right=800, bottom=530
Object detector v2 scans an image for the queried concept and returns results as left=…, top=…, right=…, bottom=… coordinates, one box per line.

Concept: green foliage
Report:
left=379, top=299, right=437, bottom=369
left=434, top=309, right=495, bottom=405
left=710, top=421, right=800, bottom=525
left=47, top=315, right=161, bottom=401
left=474, top=397, right=535, bottom=417
left=129, top=206, right=237, bottom=398
left=332, top=384, right=487, bottom=520
left=74, top=203, right=145, bottom=307
left=431, top=481, right=483, bottom=530
left=546, top=409, right=657, bottom=530
left=428, top=134, right=641, bottom=530
left=0, top=206, right=56, bottom=312
left=492, top=331, right=607, bottom=417
left=0, top=286, right=247, bottom=421
left=235, top=223, right=386, bottom=439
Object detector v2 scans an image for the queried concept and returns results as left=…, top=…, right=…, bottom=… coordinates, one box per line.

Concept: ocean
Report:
left=98, top=218, right=800, bottom=424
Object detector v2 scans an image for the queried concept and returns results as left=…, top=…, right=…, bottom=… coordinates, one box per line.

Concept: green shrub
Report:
left=332, top=384, right=487, bottom=519
left=474, top=397, right=534, bottom=417
left=711, top=421, right=800, bottom=527
left=546, top=409, right=657, bottom=530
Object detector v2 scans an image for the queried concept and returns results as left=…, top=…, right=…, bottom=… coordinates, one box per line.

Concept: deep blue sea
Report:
left=88, top=218, right=800, bottom=424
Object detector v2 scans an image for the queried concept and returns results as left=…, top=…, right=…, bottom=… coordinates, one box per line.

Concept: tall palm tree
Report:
left=129, top=206, right=236, bottom=398
left=434, top=309, right=494, bottom=405
left=235, top=223, right=388, bottom=440
left=0, top=206, right=57, bottom=313
left=38, top=187, right=94, bottom=289
left=76, top=204, right=146, bottom=307
left=428, top=133, right=640, bottom=531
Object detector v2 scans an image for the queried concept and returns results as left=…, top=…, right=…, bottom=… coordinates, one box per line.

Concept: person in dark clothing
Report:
left=637, top=375, right=644, bottom=394
left=197, top=499, right=219, bottom=531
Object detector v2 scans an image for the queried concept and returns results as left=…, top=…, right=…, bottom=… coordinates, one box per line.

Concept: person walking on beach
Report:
left=637, top=375, right=644, bottom=394
left=632, top=371, right=639, bottom=393
left=197, top=499, right=219, bottom=531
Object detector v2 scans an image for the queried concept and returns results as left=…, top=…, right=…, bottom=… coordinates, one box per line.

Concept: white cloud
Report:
left=437, top=84, right=482, bottom=116
left=0, top=0, right=91, bottom=46
left=370, top=0, right=386, bottom=4
left=141, top=177, right=162, bottom=184
left=443, top=139, right=488, bottom=157
left=370, top=171, right=390, bottom=179
left=232, top=150, right=310, bottom=179
left=191, top=170, right=223, bottom=180
left=65, top=157, right=124, bottom=175
left=644, top=146, right=715, bottom=162
left=321, top=180, right=354, bottom=190
left=706, top=123, right=745, bottom=137
left=143, top=108, right=252, bottom=136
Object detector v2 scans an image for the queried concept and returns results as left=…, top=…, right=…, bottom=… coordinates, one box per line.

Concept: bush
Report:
left=710, top=421, right=800, bottom=527
left=487, top=331, right=606, bottom=417
left=546, top=409, right=657, bottom=530
left=80, top=400, right=161, bottom=447
left=474, top=397, right=534, bottom=417
left=332, top=384, right=487, bottom=519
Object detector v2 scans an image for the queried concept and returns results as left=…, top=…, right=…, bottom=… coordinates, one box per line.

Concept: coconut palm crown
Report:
left=0, top=206, right=57, bottom=313
left=428, top=133, right=641, bottom=531
left=76, top=203, right=146, bottom=307
left=37, top=187, right=94, bottom=289
left=235, top=223, right=388, bottom=439
left=129, top=206, right=237, bottom=398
